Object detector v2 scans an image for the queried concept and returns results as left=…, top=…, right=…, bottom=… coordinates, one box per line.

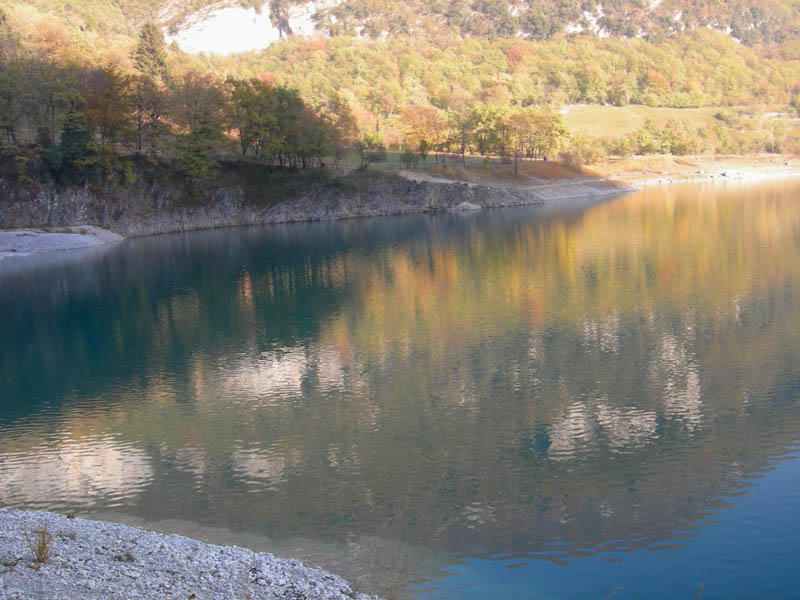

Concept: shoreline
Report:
left=0, top=171, right=630, bottom=261
left=593, top=154, right=800, bottom=187
left=1, top=156, right=797, bottom=261
left=0, top=226, right=123, bottom=261
left=0, top=509, right=379, bottom=600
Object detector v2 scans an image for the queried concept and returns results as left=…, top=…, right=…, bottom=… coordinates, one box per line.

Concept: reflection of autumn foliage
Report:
left=323, top=184, right=800, bottom=363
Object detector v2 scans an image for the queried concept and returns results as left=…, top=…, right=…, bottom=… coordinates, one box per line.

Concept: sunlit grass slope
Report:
left=562, top=105, right=728, bottom=137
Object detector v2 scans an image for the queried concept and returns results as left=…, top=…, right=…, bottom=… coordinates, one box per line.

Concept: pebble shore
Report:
left=0, top=226, right=122, bottom=260
left=0, top=510, right=379, bottom=600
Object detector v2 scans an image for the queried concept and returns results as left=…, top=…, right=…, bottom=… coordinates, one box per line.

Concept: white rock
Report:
left=453, top=201, right=481, bottom=211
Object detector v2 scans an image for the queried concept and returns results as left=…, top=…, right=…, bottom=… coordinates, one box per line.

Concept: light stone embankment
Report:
left=0, top=509, right=379, bottom=600
left=0, top=171, right=631, bottom=258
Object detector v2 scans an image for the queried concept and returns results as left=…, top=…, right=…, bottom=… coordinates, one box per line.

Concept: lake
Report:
left=2, top=180, right=800, bottom=599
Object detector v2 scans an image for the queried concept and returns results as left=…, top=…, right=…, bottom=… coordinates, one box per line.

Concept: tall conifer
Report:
left=133, top=23, right=169, bottom=83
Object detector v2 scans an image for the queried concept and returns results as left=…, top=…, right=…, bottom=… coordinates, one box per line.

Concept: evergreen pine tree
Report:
left=133, top=23, right=169, bottom=83
left=59, top=112, right=96, bottom=181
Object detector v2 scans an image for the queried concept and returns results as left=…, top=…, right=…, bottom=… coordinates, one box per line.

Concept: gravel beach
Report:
left=0, top=227, right=122, bottom=260
left=0, top=510, right=379, bottom=600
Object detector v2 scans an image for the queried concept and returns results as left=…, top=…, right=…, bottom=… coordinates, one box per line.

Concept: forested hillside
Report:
left=1, top=0, right=799, bottom=194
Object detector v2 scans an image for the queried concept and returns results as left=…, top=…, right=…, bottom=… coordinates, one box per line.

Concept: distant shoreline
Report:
left=592, top=154, right=800, bottom=187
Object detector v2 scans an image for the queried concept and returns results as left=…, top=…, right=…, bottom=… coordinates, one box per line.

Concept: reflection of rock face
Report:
left=233, top=449, right=286, bottom=483
left=596, top=403, right=658, bottom=450
left=651, top=333, right=703, bottom=431
left=582, top=311, right=621, bottom=353
left=171, top=447, right=208, bottom=477
left=547, top=402, right=596, bottom=460
left=0, top=438, right=153, bottom=506
left=461, top=502, right=497, bottom=529
left=223, top=348, right=308, bottom=399
left=216, top=346, right=350, bottom=401
left=547, top=400, right=659, bottom=460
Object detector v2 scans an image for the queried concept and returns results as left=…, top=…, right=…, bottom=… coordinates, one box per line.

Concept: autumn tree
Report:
left=172, top=71, right=225, bottom=183
left=23, top=59, right=83, bottom=147
left=448, top=109, right=477, bottom=164
left=129, top=74, right=168, bottom=154
left=528, top=110, right=568, bottom=160
left=326, top=92, right=359, bottom=166
left=469, top=105, right=503, bottom=156
left=225, top=77, right=276, bottom=157
left=296, top=105, right=330, bottom=167
left=0, top=61, right=23, bottom=145
left=82, top=66, right=131, bottom=146
left=401, top=103, right=448, bottom=163
left=505, top=44, right=530, bottom=70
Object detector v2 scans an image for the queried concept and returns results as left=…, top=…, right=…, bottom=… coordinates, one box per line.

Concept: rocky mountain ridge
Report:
left=163, top=0, right=800, bottom=54
left=10, top=0, right=800, bottom=53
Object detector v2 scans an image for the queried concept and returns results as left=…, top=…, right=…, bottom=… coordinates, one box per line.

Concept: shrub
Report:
left=561, top=134, right=608, bottom=167
left=399, top=149, right=419, bottom=169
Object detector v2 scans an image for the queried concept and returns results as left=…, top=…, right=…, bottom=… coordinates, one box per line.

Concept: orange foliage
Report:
left=644, top=69, right=671, bottom=93
left=257, top=72, right=277, bottom=85
left=505, top=44, right=530, bottom=70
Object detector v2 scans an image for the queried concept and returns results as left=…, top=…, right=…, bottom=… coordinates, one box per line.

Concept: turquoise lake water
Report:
left=2, top=180, right=800, bottom=598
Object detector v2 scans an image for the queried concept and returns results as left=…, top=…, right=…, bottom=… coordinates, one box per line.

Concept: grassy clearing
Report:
left=434, top=160, right=592, bottom=182
left=562, top=104, right=799, bottom=137
left=562, top=105, right=725, bottom=137
left=352, top=151, right=592, bottom=185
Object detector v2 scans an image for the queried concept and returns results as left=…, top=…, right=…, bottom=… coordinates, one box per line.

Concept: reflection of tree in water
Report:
left=2, top=183, right=800, bottom=572
left=0, top=437, right=153, bottom=507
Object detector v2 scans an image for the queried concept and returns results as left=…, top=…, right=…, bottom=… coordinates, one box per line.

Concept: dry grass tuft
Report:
left=25, top=521, right=53, bottom=565
left=519, top=160, right=587, bottom=179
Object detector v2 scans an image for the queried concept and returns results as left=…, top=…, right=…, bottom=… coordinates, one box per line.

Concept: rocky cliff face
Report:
left=0, top=173, right=624, bottom=237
